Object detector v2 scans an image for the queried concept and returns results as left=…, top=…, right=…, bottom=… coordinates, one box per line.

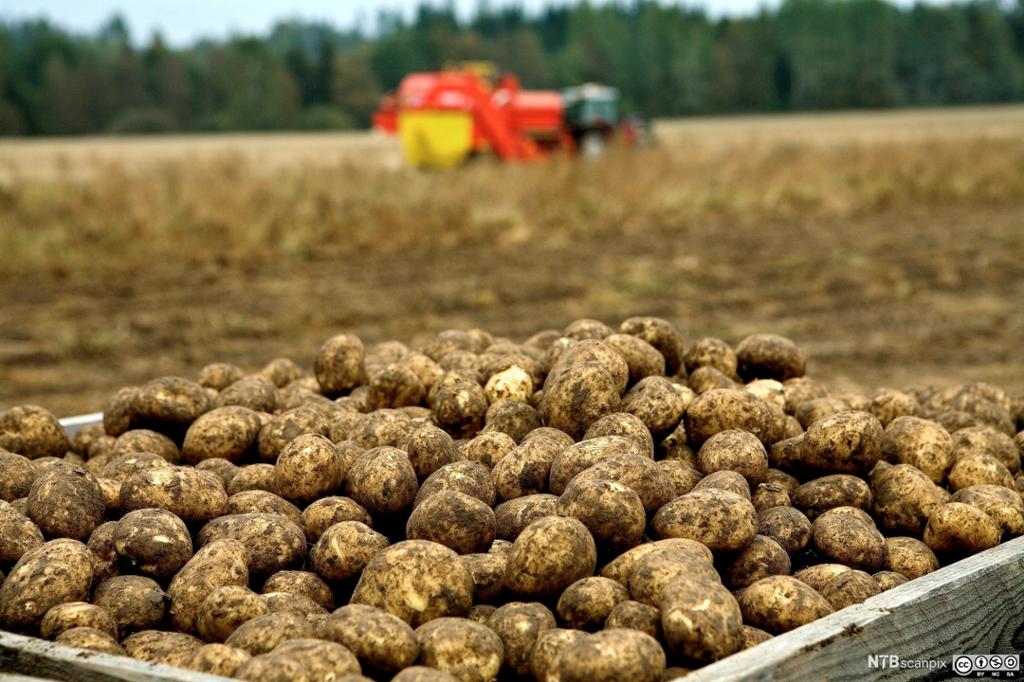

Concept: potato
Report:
left=129, top=376, right=213, bottom=431
left=393, top=667, right=460, bottom=682
left=622, top=377, right=691, bottom=436
left=656, top=461, right=700, bottom=498
left=793, top=564, right=852, bottom=592
left=684, top=337, right=738, bottom=378
left=923, top=502, right=1002, bottom=557
left=870, top=463, right=950, bottom=533
left=407, top=491, right=495, bottom=555
left=306, top=520, right=388, bottom=582
left=868, top=388, right=923, bottom=427
left=491, top=491, right=557, bottom=540
left=600, top=538, right=713, bottom=587
left=0, top=538, right=93, bottom=631
left=483, top=365, right=534, bottom=404
left=416, top=461, right=497, bottom=509
left=261, top=591, right=326, bottom=617
left=504, top=517, right=596, bottom=597
left=0, top=405, right=70, bottom=459
left=261, top=571, right=334, bottom=611
left=660, top=574, right=743, bottom=663
left=554, top=628, right=665, bottom=682
left=255, top=406, right=330, bottom=464
left=180, top=406, right=262, bottom=464
left=345, top=446, right=419, bottom=515
left=315, top=334, right=368, bottom=397
left=881, top=416, right=954, bottom=483
left=812, top=507, right=886, bottom=571
left=685, top=389, right=774, bottom=446
left=415, top=617, right=504, bottom=682
left=0, top=449, right=38, bottom=501
left=697, top=429, right=769, bottom=485
left=492, top=435, right=565, bottom=500
left=821, top=570, right=881, bottom=610
left=736, top=575, right=833, bottom=634
left=953, top=425, right=1019, bottom=473
left=751, top=482, right=789, bottom=511
left=462, top=551, right=507, bottom=602
left=93, top=575, right=168, bottom=634
left=480, top=602, right=554, bottom=675
left=40, top=602, right=118, bottom=640
left=952, top=484, right=1024, bottom=537
left=483, top=400, right=542, bottom=443
left=543, top=361, right=622, bottom=439
left=604, top=600, right=661, bottom=639
left=791, top=474, right=871, bottom=521
left=198, top=513, right=305, bottom=576
left=103, top=387, right=138, bottom=437
left=85, top=521, right=119, bottom=584
left=948, top=453, right=1014, bottom=491
left=196, top=585, right=269, bottom=642
left=572, top=452, right=674, bottom=513
left=798, top=410, right=883, bottom=473
left=367, top=362, right=427, bottom=410
left=185, top=643, right=251, bottom=676
left=549, top=436, right=642, bottom=495
left=688, top=366, right=739, bottom=394
left=26, top=463, right=105, bottom=541
left=756, top=506, right=811, bottom=554
left=722, top=535, right=791, bottom=588
left=627, top=549, right=720, bottom=608
left=113, top=508, right=192, bottom=578
left=583, top=414, right=652, bottom=457
left=55, top=626, right=125, bottom=655
left=735, top=334, right=806, bottom=382
left=741, top=625, right=773, bottom=650
left=120, top=465, right=228, bottom=522
left=652, top=488, right=757, bottom=551
left=461, top=431, right=516, bottom=469
left=401, top=424, right=459, bottom=480
left=168, top=539, right=249, bottom=633
left=123, top=630, right=203, bottom=666
left=266, top=434, right=342, bottom=505
left=433, top=377, right=489, bottom=438
left=301, top=496, right=372, bottom=542
left=227, top=463, right=278, bottom=495
left=197, top=362, right=246, bottom=390
left=321, top=604, right=419, bottom=673
left=224, top=611, right=317, bottom=655
left=100, top=451, right=169, bottom=483
left=0, top=500, right=43, bottom=564
left=618, top=317, right=685, bottom=375
left=216, top=376, right=280, bottom=413
left=225, top=490, right=301, bottom=528
left=556, top=477, right=646, bottom=550
left=873, top=570, right=909, bottom=591
left=556, top=577, right=628, bottom=631
left=351, top=540, right=474, bottom=626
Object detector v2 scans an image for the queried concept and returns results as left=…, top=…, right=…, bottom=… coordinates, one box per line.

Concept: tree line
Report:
left=2, top=0, right=1023, bottom=135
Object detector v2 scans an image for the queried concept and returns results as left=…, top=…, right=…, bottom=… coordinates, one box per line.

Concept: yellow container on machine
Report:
left=398, top=110, right=474, bottom=169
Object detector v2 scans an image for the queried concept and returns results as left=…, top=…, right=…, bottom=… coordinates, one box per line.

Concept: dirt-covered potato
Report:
left=461, top=431, right=516, bottom=469
left=881, top=416, right=954, bottom=483
left=99, top=451, right=169, bottom=483
left=793, top=564, right=852, bottom=592
left=652, top=488, right=757, bottom=551
left=85, top=521, right=119, bottom=585
left=227, top=463, right=278, bottom=495
left=504, top=517, right=596, bottom=597
left=260, top=571, right=334, bottom=611
left=621, top=377, right=692, bottom=436
left=658, top=423, right=698, bottom=466
left=660, top=574, right=743, bottom=663
left=0, top=405, right=70, bottom=459
left=792, top=474, right=872, bottom=520
left=226, top=490, right=302, bottom=527
left=952, top=484, right=1024, bottom=537
left=735, top=334, right=806, bottom=382
left=549, top=436, right=643, bottom=495
left=0, top=539, right=93, bottom=631
left=129, top=376, right=213, bottom=431
left=198, top=512, right=305, bottom=576
left=554, top=628, right=665, bottom=682
left=868, top=388, right=923, bottom=427
left=751, top=482, right=790, bottom=511
left=216, top=375, right=280, bottom=413
left=756, top=506, right=812, bottom=554
left=185, top=643, right=251, bottom=676
left=345, top=446, right=419, bottom=515
left=462, top=551, right=507, bottom=602
left=260, top=590, right=326, bottom=617
left=0, top=500, right=43, bottom=564
left=798, top=410, right=884, bottom=474
left=953, top=425, right=1019, bottom=473
left=483, top=365, right=534, bottom=404
left=657, top=460, right=701, bottom=498
left=604, top=600, right=661, bottom=639
left=102, top=387, right=138, bottom=437
left=255, top=406, right=330, bottom=463
left=392, top=667, right=460, bottom=682
left=600, top=539, right=714, bottom=587
left=269, top=434, right=343, bottom=505
left=923, top=502, right=1002, bottom=557
left=556, top=577, right=628, bottom=631
left=308, top=520, right=388, bottom=582
left=0, top=449, right=38, bottom=501
left=821, top=570, right=881, bottom=610
left=479, top=602, right=554, bottom=675
left=572, top=452, right=674, bottom=514
left=194, top=458, right=239, bottom=489
left=301, top=496, right=372, bottom=542
left=40, top=602, right=118, bottom=640
left=367, top=362, right=427, bottom=410
left=543, top=361, right=622, bottom=440
left=870, top=463, right=950, bottom=533
left=812, top=507, right=886, bottom=571
left=120, top=465, right=228, bottom=522
left=351, top=540, right=474, bottom=626
left=195, top=585, right=269, bottom=642
left=584, top=413, right=655, bottom=458
left=618, top=317, right=685, bottom=375
left=93, top=575, right=168, bottom=634
left=320, top=604, right=419, bottom=674
left=432, top=376, right=489, bottom=438
left=407, top=490, right=495, bottom=555
left=55, top=626, right=125, bottom=655
left=873, top=571, right=909, bottom=591
left=948, top=453, right=1015, bottom=491
left=223, top=611, right=317, bottom=655
left=416, top=461, right=497, bottom=509
left=123, top=630, right=203, bottom=666
left=737, top=575, right=833, bottom=634
left=688, top=366, right=739, bottom=394
left=181, top=406, right=262, bottom=464
left=482, top=400, right=542, bottom=444
left=684, top=337, right=738, bottom=379
left=315, top=333, right=368, bottom=397
left=491, top=435, right=564, bottom=501
left=685, top=389, right=774, bottom=446
left=697, top=429, right=769, bottom=485
left=113, top=508, right=193, bottom=578
left=722, top=535, right=791, bottom=588
left=168, top=539, right=249, bottom=634
left=25, top=463, right=105, bottom=541
left=627, top=549, right=720, bottom=608
left=400, top=424, right=458, bottom=480
left=556, top=477, right=646, bottom=550
left=493, top=494, right=557, bottom=542
left=415, top=617, right=504, bottom=682
left=197, top=362, right=246, bottom=390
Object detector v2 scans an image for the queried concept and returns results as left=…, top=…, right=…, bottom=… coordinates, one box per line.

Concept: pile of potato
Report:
left=1, top=317, right=1022, bottom=682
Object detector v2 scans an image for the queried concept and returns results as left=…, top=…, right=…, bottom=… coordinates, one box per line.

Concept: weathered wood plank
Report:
left=0, top=631, right=230, bottom=682
left=688, top=534, right=1024, bottom=681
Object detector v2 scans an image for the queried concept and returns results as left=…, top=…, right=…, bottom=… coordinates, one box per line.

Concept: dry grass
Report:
left=1, top=106, right=1023, bottom=414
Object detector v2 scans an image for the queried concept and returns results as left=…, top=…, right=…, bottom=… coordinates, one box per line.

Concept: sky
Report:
left=3, top=0, right=792, bottom=46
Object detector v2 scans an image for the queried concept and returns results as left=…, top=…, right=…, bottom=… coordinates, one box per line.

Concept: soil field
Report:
left=1, top=106, right=1023, bottom=415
